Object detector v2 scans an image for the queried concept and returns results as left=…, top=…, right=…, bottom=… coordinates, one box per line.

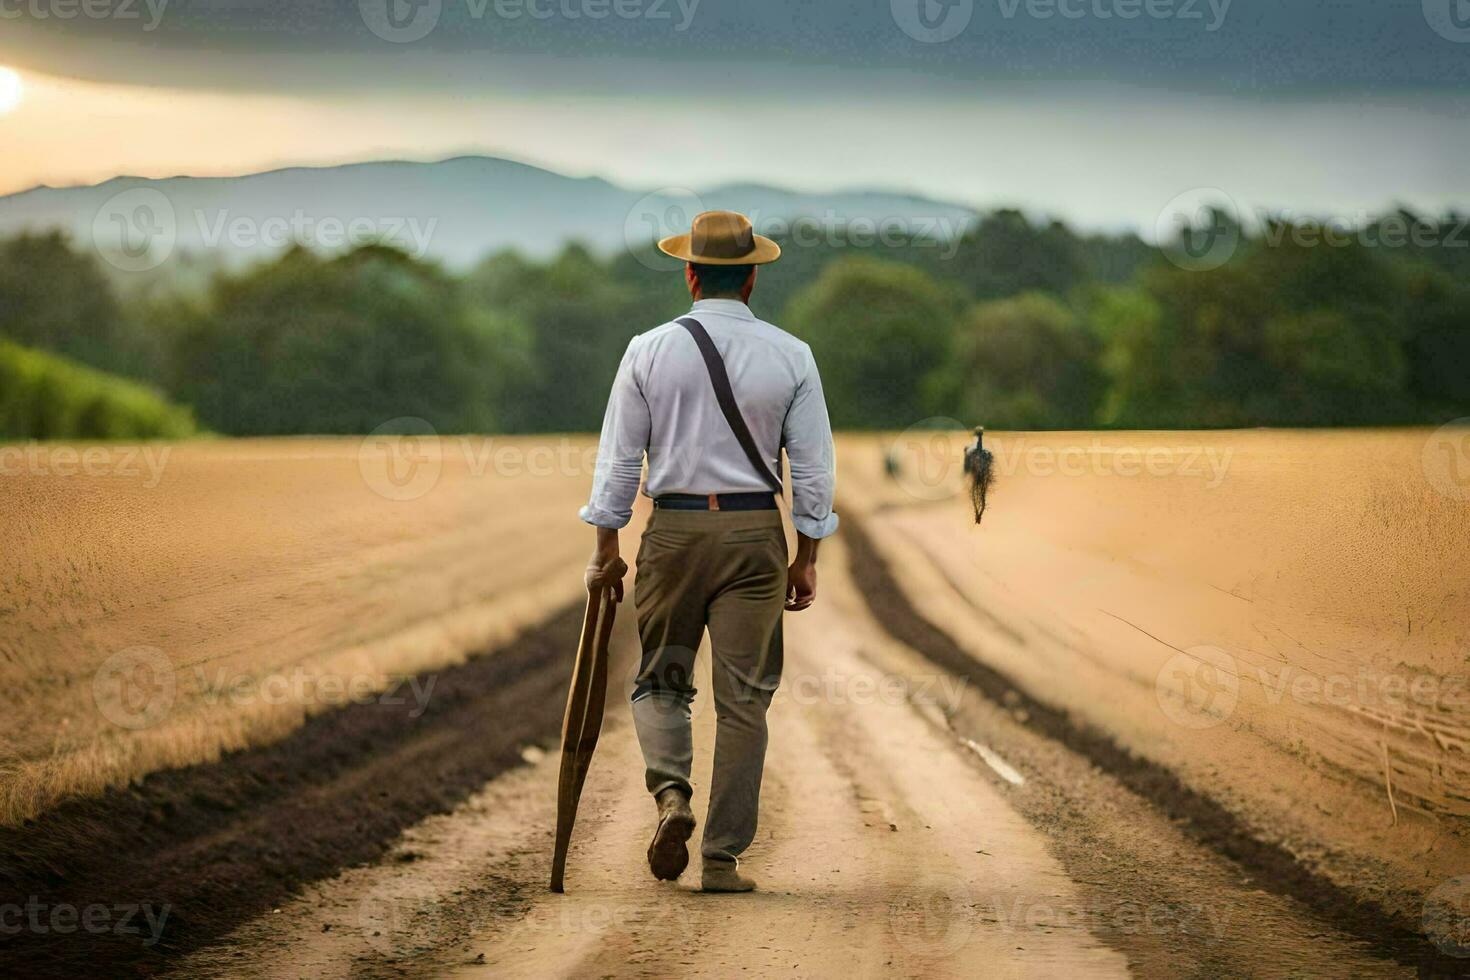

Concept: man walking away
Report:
left=579, top=210, right=839, bottom=893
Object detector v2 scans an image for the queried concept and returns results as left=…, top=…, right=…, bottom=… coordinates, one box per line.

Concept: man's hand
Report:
left=585, top=527, right=628, bottom=602
left=785, top=532, right=821, bottom=612
left=785, top=558, right=816, bottom=612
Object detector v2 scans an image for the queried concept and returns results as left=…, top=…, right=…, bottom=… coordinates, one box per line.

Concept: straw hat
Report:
left=658, top=210, right=781, bottom=265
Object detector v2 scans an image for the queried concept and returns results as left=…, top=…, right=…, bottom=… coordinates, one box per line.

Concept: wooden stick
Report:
left=550, top=587, right=617, bottom=893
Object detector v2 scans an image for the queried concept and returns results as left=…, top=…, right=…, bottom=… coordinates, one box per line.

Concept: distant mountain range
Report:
left=0, top=156, right=978, bottom=271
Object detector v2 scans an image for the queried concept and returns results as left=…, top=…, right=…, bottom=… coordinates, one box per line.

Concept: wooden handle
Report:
left=549, top=586, right=618, bottom=893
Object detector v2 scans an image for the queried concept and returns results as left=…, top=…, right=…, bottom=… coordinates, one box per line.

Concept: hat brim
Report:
left=656, top=233, right=782, bottom=265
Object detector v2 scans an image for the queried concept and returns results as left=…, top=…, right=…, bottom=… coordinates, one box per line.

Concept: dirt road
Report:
left=167, top=536, right=1417, bottom=979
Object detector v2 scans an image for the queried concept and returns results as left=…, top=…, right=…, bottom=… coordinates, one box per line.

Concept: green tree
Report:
left=467, top=244, right=650, bottom=432
left=929, top=210, right=1088, bottom=301
left=1096, top=234, right=1417, bottom=427
left=934, top=292, right=1103, bottom=429
left=1401, top=268, right=1470, bottom=417
left=784, top=256, right=960, bottom=429
left=174, top=245, right=525, bottom=434
left=0, top=232, right=141, bottom=377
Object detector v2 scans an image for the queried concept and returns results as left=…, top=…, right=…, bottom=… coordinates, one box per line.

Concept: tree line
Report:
left=1, top=207, right=1467, bottom=440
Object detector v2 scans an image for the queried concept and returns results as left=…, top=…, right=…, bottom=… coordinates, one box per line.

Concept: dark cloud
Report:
left=0, top=0, right=1465, bottom=95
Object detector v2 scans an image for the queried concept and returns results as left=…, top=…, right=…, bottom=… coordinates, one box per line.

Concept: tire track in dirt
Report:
left=0, top=603, right=585, bottom=979
left=839, top=515, right=1455, bottom=975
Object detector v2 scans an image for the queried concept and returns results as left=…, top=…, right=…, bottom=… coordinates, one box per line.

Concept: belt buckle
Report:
left=707, top=493, right=720, bottom=511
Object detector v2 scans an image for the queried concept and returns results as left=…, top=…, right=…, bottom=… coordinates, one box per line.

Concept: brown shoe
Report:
left=648, top=788, right=695, bottom=881
left=700, top=860, right=757, bottom=893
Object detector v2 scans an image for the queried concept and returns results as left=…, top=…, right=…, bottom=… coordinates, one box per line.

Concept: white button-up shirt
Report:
left=579, top=298, right=839, bottom=540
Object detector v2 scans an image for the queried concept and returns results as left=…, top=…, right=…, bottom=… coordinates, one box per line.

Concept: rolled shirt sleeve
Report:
left=579, top=338, right=650, bottom=529
left=783, top=346, right=840, bottom=539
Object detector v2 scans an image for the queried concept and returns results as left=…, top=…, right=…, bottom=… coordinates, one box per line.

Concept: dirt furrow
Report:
left=0, top=603, right=583, bottom=978
left=838, top=515, right=1450, bottom=975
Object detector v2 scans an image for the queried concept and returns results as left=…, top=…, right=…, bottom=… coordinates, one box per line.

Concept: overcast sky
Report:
left=1, top=0, right=1466, bottom=231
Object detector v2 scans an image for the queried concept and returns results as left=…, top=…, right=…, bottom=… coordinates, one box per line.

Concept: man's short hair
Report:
left=690, top=262, right=754, bottom=296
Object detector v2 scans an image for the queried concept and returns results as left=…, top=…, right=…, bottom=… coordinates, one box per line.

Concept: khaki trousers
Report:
left=630, top=507, right=786, bottom=866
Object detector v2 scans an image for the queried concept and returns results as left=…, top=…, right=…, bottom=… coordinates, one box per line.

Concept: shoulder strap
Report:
left=676, top=317, right=783, bottom=494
